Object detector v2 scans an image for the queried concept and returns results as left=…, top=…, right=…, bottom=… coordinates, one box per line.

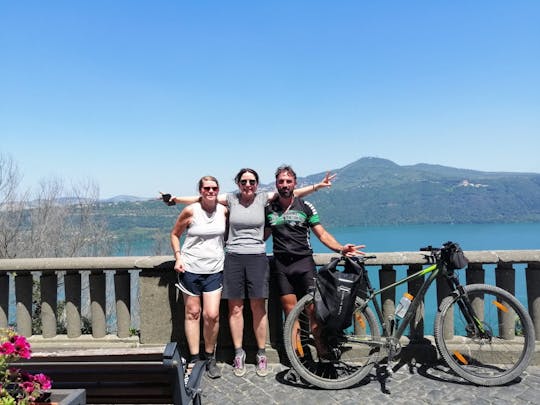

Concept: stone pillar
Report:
left=0, top=273, right=8, bottom=329
left=436, top=270, right=454, bottom=340
left=64, top=271, right=82, bottom=338
left=40, top=271, right=58, bottom=338
left=115, top=271, right=131, bottom=338
left=90, top=270, right=106, bottom=338
left=407, top=264, right=424, bottom=340
left=526, top=262, right=540, bottom=341
left=379, top=265, right=396, bottom=333
left=15, top=272, right=33, bottom=337
left=495, top=262, right=515, bottom=340
left=466, top=263, right=485, bottom=326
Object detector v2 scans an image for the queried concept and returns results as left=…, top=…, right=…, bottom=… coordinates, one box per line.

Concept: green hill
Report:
left=299, top=157, right=540, bottom=226
left=98, top=157, right=540, bottom=252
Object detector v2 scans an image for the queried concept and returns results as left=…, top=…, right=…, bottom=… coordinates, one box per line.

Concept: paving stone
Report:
left=199, top=363, right=540, bottom=405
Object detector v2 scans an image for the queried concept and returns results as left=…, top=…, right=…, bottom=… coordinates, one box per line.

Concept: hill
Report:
left=99, top=157, right=540, bottom=253
left=297, top=157, right=540, bottom=226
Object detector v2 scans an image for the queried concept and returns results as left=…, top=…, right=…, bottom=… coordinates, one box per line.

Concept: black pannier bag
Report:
left=313, top=256, right=364, bottom=333
left=443, top=241, right=469, bottom=270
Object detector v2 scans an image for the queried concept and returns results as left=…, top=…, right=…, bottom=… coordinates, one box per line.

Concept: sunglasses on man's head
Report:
left=240, top=179, right=256, bottom=185
left=203, top=186, right=219, bottom=191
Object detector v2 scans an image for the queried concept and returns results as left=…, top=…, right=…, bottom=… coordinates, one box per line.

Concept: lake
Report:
left=308, top=222, right=540, bottom=253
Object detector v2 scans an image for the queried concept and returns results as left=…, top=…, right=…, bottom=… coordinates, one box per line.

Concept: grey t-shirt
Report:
left=225, top=191, right=268, bottom=254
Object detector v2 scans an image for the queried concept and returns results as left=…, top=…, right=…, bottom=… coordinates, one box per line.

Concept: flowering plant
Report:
left=0, top=329, right=52, bottom=405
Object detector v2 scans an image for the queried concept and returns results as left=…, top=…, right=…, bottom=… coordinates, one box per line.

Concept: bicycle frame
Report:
left=358, top=260, right=477, bottom=344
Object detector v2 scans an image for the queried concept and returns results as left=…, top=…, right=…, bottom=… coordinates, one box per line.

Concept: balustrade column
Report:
left=64, top=271, right=82, bottom=338
left=379, top=265, right=396, bottom=329
left=15, top=272, right=33, bottom=337
left=0, top=273, right=8, bottom=329
left=526, top=262, right=540, bottom=340
left=495, top=262, right=516, bottom=340
left=436, top=268, right=455, bottom=340
left=40, top=271, right=58, bottom=338
left=466, top=263, right=485, bottom=323
left=114, top=271, right=131, bottom=338
left=90, top=270, right=107, bottom=338
left=407, top=264, right=424, bottom=340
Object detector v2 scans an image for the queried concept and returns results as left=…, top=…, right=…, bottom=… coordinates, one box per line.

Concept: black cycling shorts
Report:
left=272, top=254, right=316, bottom=298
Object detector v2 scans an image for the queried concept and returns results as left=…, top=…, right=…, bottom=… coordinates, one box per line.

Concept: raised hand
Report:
left=318, top=172, right=337, bottom=189
left=159, top=191, right=176, bottom=206
left=341, top=244, right=366, bottom=257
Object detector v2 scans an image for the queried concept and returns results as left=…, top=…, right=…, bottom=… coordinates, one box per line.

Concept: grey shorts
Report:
left=222, top=253, right=270, bottom=299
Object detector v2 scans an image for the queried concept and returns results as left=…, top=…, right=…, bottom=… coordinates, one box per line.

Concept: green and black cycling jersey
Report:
left=265, top=197, right=320, bottom=256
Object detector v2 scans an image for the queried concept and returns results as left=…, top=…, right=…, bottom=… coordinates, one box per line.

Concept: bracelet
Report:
left=312, top=184, right=316, bottom=191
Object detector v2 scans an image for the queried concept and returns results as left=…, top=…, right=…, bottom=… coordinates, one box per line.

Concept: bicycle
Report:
left=283, top=241, right=535, bottom=389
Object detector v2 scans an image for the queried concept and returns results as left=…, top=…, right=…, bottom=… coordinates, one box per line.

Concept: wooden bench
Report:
left=13, top=342, right=206, bottom=405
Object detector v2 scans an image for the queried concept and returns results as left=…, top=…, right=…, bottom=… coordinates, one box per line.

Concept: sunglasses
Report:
left=203, top=186, right=219, bottom=191
left=240, top=179, right=256, bottom=186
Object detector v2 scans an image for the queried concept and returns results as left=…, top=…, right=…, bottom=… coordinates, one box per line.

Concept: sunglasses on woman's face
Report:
left=240, top=179, right=256, bottom=186
left=203, top=186, right=219, bottom=191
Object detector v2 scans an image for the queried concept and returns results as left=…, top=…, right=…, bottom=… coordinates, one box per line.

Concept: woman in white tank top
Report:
left=170, top=176, right=228, bottom=379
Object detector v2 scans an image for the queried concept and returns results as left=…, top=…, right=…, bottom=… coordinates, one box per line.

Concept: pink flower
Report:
left=17, top=347, right=32, bottom=359
left=13, top=335, right=31, bottom=359
left=0, top=341, right=15, bottom=355
left=34, top=373, right=52, bottom=390
left=21, top=381, right=35, bottom=393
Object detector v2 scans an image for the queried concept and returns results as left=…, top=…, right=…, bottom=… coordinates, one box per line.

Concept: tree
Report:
left=0, top=153, right=113, bottom=258
left=0, top=153, right=27, bottom=258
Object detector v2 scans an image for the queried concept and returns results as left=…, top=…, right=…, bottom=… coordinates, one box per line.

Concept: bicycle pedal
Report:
left=386, top=363, right=395, bottom=376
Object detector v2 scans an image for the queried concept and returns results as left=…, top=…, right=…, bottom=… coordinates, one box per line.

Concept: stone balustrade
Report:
left=1, top=250, right=539, bottom=352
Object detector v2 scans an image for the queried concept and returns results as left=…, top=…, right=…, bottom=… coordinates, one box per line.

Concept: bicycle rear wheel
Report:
left=283, top=294, right=381, bottom=389
left=434, top=284, right=535, bottom=386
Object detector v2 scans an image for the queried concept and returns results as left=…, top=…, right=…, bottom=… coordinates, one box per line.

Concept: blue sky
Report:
left=1, top=1, right=539, bottom=199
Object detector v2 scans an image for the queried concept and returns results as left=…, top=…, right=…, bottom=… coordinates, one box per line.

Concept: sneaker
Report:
left=256, top=354, right=268, bottom=377
left=206, top=357, right=221, bottom=379
left=233, top=351, right=246, bottom=377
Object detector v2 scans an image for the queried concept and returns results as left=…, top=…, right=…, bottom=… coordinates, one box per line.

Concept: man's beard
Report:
left=278, top=188, right=293, bottom=198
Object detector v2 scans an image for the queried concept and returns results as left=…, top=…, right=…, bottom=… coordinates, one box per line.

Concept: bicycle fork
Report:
left=445, top=271, right=491, bottom=340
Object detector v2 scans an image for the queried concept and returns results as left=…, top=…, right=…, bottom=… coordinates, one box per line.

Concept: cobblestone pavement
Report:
left=200, top=362, right=540, bottom=405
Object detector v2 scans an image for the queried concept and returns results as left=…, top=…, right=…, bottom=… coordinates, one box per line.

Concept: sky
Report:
left=1, top=1, right=539, bottom=199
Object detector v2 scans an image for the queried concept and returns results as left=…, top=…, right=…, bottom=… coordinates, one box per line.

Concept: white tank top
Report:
left=181, top=202, right=226, bottom=274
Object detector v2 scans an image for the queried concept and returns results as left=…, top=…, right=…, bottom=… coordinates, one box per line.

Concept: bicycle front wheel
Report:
left=283, top=294, right=381, bottom=389
left=434, top=284, right=535, bottom=386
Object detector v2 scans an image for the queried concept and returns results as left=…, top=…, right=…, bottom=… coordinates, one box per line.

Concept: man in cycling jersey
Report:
left=264, top=165, right=364, bottom=317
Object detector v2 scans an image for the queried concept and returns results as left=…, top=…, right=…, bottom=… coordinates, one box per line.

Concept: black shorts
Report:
left=272, top=254, right=316, bottom=298
left=222, top=253, right=270, bottom=299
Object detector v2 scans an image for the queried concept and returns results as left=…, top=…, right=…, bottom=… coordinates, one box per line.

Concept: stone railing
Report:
left=1, top=250, right=539, bottom=353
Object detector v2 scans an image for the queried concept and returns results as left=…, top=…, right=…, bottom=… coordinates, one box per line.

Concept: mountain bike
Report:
left=283, top=241, right=535, bottom=389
